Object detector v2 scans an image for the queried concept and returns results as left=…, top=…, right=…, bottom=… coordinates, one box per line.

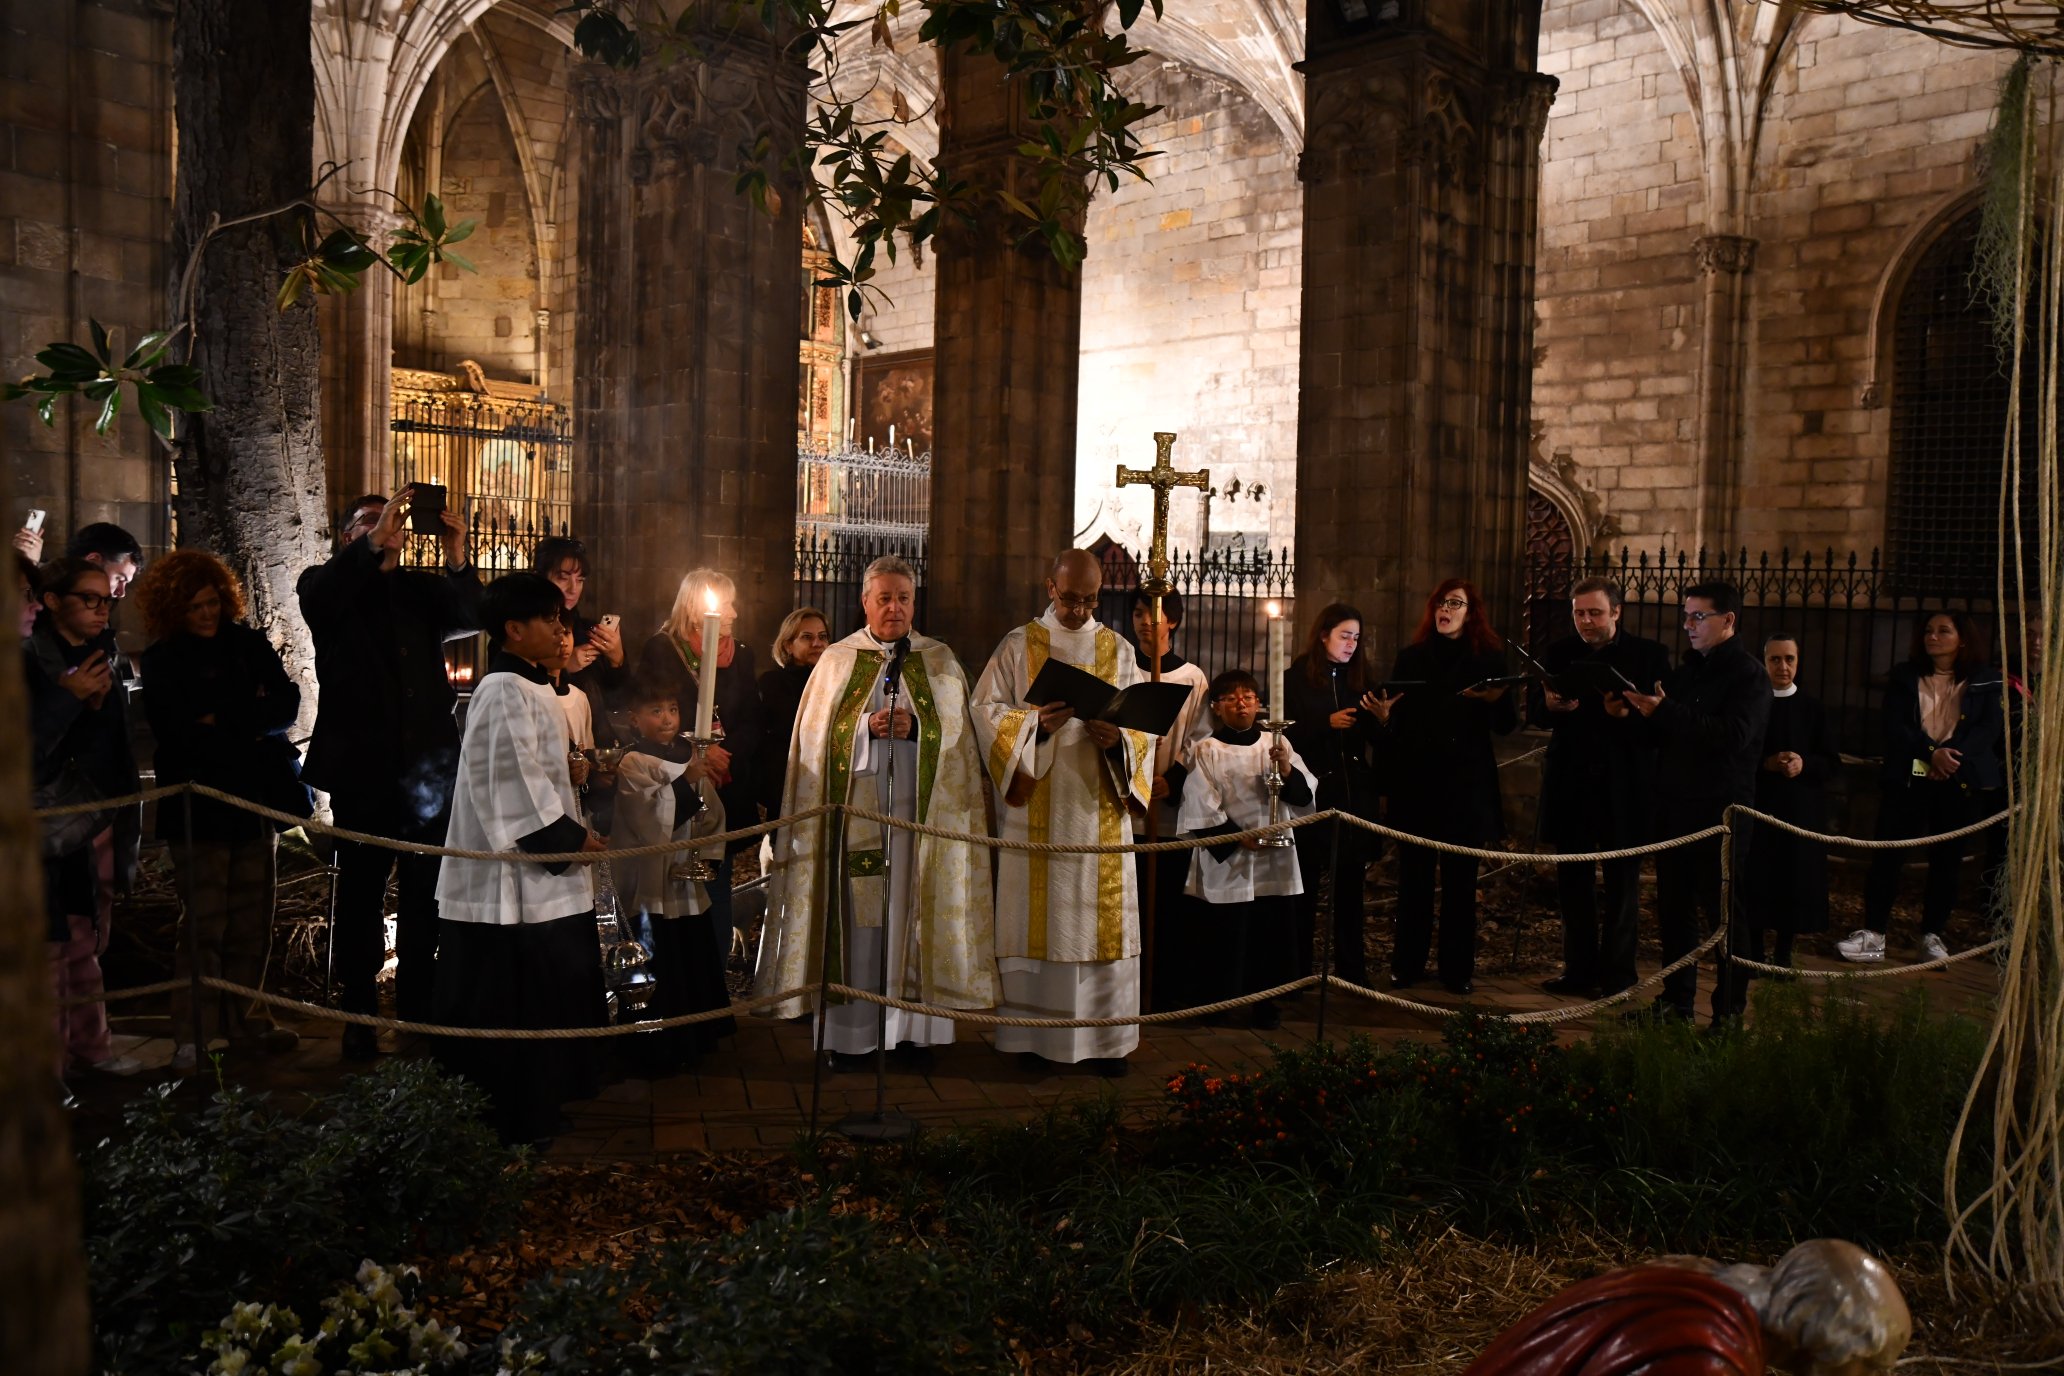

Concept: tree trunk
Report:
left=0, top=471, right=89, bottom=1366
left=169, top=0, right=329, bottom=706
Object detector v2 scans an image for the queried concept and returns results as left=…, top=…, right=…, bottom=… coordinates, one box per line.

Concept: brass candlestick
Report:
left=668, top=731, right=721, bottom=883
left=1257, top=717, right=1297, bottom=848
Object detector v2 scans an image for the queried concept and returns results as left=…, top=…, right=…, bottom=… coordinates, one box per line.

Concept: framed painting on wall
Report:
left=855, top=348, right=934, bottom=454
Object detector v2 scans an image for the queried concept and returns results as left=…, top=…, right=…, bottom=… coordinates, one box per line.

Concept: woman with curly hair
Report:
left=136, top=550, right=311, bottom=1068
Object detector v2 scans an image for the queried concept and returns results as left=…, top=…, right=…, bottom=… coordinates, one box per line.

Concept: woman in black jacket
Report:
left=756, top=606, right=832, bottom=820
left=27, top=556, right=137, bottom=1077
left=1370, top=579, right=1518, bottom=994
left=1282, top=603, right=1384, bottom=984
left=535, top=536, right=627, bottom=722
left=1839, top=610, right=2004, bottom=964
left=137, top=552, right=311, bottom=1066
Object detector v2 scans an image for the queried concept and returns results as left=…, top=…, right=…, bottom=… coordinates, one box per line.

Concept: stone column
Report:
left=928, top=45, right=1086, bottom=661
left=317, top=205, right=398, bottom=505
left=1691, top=233, right=1756, bottom=557
left=1294, top=10, right=1554, bottom=648
left=572, top=35, right=808, bottom=644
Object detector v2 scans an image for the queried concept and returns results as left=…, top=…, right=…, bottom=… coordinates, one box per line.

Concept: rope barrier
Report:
left=42, top=785, right=2013, bottom=1042
left=1729, top=938, right=2007, bottom=980
left=41, top=783, right=2008, bottom=865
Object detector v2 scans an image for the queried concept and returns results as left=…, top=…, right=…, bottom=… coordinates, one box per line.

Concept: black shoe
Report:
left=1706, top=1011, right=1744, bottom=1036
left=1541, top=975, right=1592, bottom=997
left=1248, top=1001, right=1282, bottom=1031
left=1084, top=1057, right=1130, bottom=1079
left=890, top=1043, right=936, bottom=1073
left=827, top=1050, right=872, bottom=1074
left=1390, top=971, right=1423, bottom=990
left=341, top=1024, right=379, bottom=1062
left=1441, top=977, right=1474, bottom=996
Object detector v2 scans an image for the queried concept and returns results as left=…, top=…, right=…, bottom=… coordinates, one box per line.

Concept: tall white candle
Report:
left=1266, top=601, right=1286, bottom=718
left=694, top=589, right=721, bottom=738
left=887, top=423, right=896, bottom=450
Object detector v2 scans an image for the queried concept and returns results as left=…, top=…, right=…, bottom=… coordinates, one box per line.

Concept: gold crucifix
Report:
left=1115, top=432, right=1209, bottom=598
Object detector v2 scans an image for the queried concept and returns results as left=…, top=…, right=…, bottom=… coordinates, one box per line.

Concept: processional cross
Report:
left=1115, top=433, right=1208, bottom=1014
left=1115, top=432, right=1209, bottom=605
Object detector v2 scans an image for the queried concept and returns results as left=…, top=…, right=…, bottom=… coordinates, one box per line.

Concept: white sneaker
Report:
left=170, top=1043, right=198, bottom=1073
left=1835, top=929, right=1886, bottom=963
left=1920, top=933, right=1952, bottom=963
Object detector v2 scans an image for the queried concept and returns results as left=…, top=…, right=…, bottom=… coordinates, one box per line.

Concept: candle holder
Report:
left=1256, top=717, right=1297, bottom=849
left=667, top=731, right=722, bottom=883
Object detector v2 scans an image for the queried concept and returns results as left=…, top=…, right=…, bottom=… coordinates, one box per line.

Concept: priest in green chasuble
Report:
left=754, top=556, right=997, bottom=1058
left=971, top=549, right=1156, bottom=1073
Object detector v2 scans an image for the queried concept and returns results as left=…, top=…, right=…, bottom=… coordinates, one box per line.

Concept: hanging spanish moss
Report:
left=1973, top=54, right=2034, bottom=358
left=1945, top=55, right=2064, bottom=1326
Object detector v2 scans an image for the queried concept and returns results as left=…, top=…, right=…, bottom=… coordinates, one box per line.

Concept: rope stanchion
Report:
left=54, top=978, right=187, bottom=1010
left=822, top=977, right=1323, bottom=1029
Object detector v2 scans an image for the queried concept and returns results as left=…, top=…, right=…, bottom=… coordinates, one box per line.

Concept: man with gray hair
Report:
left=754, top=553, right=998, bottom=1071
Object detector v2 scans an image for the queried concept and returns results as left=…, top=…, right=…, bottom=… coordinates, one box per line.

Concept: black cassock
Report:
left=1744, top=690, right=1838, bottom=944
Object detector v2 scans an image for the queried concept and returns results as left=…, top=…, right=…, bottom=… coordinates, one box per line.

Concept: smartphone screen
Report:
left=26, top=509, right=46, bottom=534
left=409, top=483, right=447, bottom=535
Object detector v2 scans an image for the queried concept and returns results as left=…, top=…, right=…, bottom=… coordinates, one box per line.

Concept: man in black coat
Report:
left=298, top=487, right=482, bottom=1056
left=1614, top=580, right=1769, bottom=1024
left=1530, top=577, right=1672, bottom=998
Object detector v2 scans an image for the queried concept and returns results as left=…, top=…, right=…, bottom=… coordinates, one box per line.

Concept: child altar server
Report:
left=434, top=573, right=608, bottom=1146
left=1178, top=669, right=1318, bottom=1030
left=611, top=673, right=736, bottom=1071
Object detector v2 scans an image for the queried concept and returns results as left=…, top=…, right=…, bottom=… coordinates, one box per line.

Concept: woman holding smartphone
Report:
left=533, top=536, right=625, bottom=710
left=1369, top=579, right=1517, bottom=995
left=1282, top=603, right=1386, bottom=986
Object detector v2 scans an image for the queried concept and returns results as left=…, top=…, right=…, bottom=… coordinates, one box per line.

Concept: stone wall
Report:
left=1533, top=0, right=1704, bottom=549
left=848, top=57, right=1301, bottom=557
left=1740, top=15, right=2008, bottom=553
left=1074, top=60, right=1300, bottom=557
left=1, top=0, right=171, bottom=553
left=1532, top=0, right=2014, bottom=558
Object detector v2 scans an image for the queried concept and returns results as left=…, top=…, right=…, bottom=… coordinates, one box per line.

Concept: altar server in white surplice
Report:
left=755, top=556, right=997, bottom=1068
left=1179, top=669, right=1317, bottom=1031
left=971, top=549, right=1157, bottom=1074
left=433, top=573, right=608, bottom=1147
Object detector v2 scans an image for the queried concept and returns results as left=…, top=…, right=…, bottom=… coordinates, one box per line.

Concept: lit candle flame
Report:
left=703, top=589, right=720, bottom=614
left=1266, top=600, right=1281, bottom=618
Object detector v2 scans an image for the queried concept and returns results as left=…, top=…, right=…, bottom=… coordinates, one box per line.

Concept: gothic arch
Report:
left=1859, top=186, right=1986, bottom=412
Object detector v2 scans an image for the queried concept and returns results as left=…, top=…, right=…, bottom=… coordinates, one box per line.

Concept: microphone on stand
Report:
left=883, top=636, right=912, bottom=696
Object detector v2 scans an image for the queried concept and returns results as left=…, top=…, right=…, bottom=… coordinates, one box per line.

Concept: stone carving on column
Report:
left=1694, top=234, right=1757, bottom=276
left=1296, top=80, right=1407, bottom=186
left=1413, top=72, right=1482, bottom=192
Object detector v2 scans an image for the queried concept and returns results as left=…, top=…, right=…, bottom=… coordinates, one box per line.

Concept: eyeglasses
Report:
left=1683, top=610, right=1728, bottom=624
left=62, top=591, right=110, bottom=610
left=1052, top=594, right=1099, bottom=611
left=1436, top=598, right=1469, bottom=612
left=1217, top=691, right=1262, bottom=706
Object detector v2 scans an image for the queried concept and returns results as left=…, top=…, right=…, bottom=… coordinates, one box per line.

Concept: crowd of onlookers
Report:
left=18, top=489, right=2036, bottom=1116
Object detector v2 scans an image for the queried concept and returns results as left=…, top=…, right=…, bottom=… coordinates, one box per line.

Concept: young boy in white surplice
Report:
left=611, top=674, right=734, bottom=1072
left=433, top=572, right=608, bottom=1146
left=1178, top=669, right=1318, bottom=1030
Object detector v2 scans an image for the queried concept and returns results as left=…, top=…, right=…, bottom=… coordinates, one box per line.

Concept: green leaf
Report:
left=135, top=388, right=174, bottom=441
left=94, top=386, right=121, bottom=435
left=317, top=229, right=380, bottom=272
left=442, top=218, right=476, bottom=246
left=422, top=193, right=447, bottom=240
left=90, top=319, right=112, bottom=364
left=438, top=248, right=474, bottom=273
left=122, top=329, right=174, bottom=371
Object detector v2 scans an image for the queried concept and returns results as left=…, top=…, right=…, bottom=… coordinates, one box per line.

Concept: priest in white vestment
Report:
left=971, top=549, right=1157, bottom=1072
left=755, top=556, right=997, bottom=1065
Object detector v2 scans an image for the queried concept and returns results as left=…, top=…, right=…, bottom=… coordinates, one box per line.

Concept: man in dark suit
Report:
left=298, top=487, right=481, bottom=1057
left=1613, top=580, right=1769, bottom=1025
left=1531, top=577, right=1672, bottom=998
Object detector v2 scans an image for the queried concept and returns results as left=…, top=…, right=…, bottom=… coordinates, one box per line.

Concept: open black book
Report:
left=1459, top=674, right=1532, bottom=695
left=1025, top=658, right=1195, bottom=737
left=1548, top=659, right=1641, bottom=697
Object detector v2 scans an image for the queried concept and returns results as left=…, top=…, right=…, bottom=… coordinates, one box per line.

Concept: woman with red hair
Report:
left=136, top=550, right=311, bottom=1068
left=1367, top=578, right=1517, bottom=994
